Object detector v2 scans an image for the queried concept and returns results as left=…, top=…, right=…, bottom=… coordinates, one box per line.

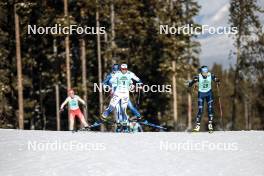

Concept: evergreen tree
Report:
left=229, top=0, right=263, bottom=130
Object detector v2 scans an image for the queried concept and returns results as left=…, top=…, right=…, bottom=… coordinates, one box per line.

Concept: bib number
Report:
left=203, top=83, right=209, bottom=89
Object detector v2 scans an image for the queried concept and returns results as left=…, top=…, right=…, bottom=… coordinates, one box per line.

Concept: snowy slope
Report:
left=0, top=129, right=263, bottom=176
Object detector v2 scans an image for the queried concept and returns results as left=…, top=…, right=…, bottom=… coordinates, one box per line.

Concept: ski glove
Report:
left=184, top=80, right=192, bottom=87
left=215, top=78, right=220, bottom=83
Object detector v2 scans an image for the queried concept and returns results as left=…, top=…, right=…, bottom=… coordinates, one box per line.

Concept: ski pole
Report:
left=103, top=92, right=112, bottom=106
left=216, top=83, right=224, bottom=131
left=131, top=90, right=137, bottom=107
left=137, top=87, right=141, bottom=106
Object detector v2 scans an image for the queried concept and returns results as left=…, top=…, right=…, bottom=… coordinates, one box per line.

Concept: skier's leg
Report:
left=207, top=92, right=214, bottom=121
left=193, top=93, right=204, bottom=132
left=69, top=112, right=75, bottom=131
left=127, top=99, right=141, bottom=118
left=138, top=123, right=143, bottom=132
left=206, top=91, right=214, bottom=131
left=77, top=109, right=89, bottom=128
left=121, top=96, right=129, bottom=122
left=120, top=96, right=129, bottom=132
left=196, top=95, right=204, bottom=124
left=115, top=100, right=122, bottom=122
left=115, top=101, right=123, bottom=132
left=102, top=94, right=121, bottom=118
left=114, top=100, right=119, bottom=122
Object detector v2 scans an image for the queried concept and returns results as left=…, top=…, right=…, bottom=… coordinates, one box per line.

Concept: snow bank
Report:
left=0, top=129, right=263, bottom=176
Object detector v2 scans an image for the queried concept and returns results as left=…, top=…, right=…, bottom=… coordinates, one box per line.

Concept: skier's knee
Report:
left=208, top=114, right=213, bottom=121
left=207, top=100, right=214, bottom=117
left=103, top=105, right=114, bottom=117
left=198, top=105, right=203, bottom=114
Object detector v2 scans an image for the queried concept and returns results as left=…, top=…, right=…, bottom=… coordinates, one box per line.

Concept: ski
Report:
left=190, top=130, right=214, bottom=133
left=73, top=122, right=103, bottom=132
left=90, top=121, right=103, bottom=128
left=139, top=120, right=167, bottom=130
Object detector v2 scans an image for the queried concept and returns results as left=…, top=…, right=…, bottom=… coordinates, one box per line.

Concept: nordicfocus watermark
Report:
left=160, top=140, right=238, bottom=152
left=160, top=24, right=238, bottom=35
left=28, top=24, right=105, bottom=35
left=27, top=140, right=106, bottom=152
left=93, top=83, right=172, bottom=93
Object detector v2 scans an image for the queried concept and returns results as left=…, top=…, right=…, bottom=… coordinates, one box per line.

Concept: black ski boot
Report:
left=208, top=121, right=213, bottom=133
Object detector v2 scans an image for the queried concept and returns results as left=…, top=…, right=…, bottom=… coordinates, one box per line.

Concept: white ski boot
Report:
left=192, top=123, right=200, bottom=132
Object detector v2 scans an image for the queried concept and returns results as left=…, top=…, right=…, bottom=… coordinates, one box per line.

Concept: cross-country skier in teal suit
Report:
left=102, top=64, right=142, bottom=120
left=188, top=66, right=220, bottom=132
left=102, top=64, right=142, bottom=123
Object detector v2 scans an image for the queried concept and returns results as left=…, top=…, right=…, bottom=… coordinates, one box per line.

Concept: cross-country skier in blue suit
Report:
left=102, top=64, right=142, bottom=121
left=188, top=65, right=220, bottom=132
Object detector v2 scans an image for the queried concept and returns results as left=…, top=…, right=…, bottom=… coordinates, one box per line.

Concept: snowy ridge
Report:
left=0, top=129, right=263, bottom=176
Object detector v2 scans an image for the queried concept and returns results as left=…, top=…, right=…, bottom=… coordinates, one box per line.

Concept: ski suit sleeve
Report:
left=131, top=72, right=142, bottom=84
left=60, top=97, right=70, bottom=109
left=188, top=76, right=199, bottom=87
left=131, top=72, right=143, bottom=89
left=211, top=73, right=220, bottom=83
left=109, top=73, right=118, bottom=88
left=102, top=74, right=112, bottom=86
left=77, top=96, right=86, bottom=105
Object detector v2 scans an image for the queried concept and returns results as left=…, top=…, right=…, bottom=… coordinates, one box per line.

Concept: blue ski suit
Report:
left=189, top=72, right=219, bottom=123
left=103, top=72, right=141, bottom=118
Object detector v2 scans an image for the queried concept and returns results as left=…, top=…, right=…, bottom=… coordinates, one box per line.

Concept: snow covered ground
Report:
left=0, top=129, right=263, bottom=176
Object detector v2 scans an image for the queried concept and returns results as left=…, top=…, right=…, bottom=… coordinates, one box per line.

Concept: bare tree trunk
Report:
left=80, top=39, right=88, bottom=121
left=110, top=0, right=116, bottom=64
left=43, top=107, right=46, bottom=130
left=250, top=106, right=254, bottom=130
left=64, top=0, right=71, bottom=90
left=96, top=0, right=104, bottom=131
left=14, top=4, right=24, bottom=129
left=231, top=41, right=240, bottom=130
left=39, top=78, right=45, bottom=130
left=53, top=38, right=57, bottom=56
left=248, top=86, right=253, bottom=130
left=248, top=96, right=252, bottom=130
left=244, top=97, right=248, bottom=130
left=64, top=0, right=71, bottom=130
left=55, top=84, right=60, bottom=131
left=104, top=33, right=108, bottom=78
left=30, top=117, right=34, bottom=130
left=187, top=73, right=192, bottom=130
left=172, top=61, right=178, bottom=130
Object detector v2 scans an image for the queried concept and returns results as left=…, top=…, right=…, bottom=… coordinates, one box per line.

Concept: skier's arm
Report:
left=211, top=74, right=220, bottom=83
left=188, top=76, right=199, bottom=87
left=60, top=97, right=69, bottom=110
left=131, top=72, right=143, bottom=87
left=102, top=74, right=113, bottom=92
left=132, top=74, right=142, bottom=83
left=77, top=96, right=86, bottom=106
left=102, top=74, right=112, bottom=86
left=109, top=74, right=118, bottom=86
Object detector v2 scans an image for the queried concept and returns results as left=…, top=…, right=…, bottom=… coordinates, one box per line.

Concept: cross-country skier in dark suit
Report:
left=188, top=66, right=220, bottom=132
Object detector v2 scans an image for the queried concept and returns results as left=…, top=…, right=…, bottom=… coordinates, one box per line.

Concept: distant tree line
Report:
left=0, top=0, right=263, bottom=131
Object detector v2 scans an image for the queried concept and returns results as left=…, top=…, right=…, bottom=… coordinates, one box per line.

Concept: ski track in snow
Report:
left=0, top=129, right=263, bottom=176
